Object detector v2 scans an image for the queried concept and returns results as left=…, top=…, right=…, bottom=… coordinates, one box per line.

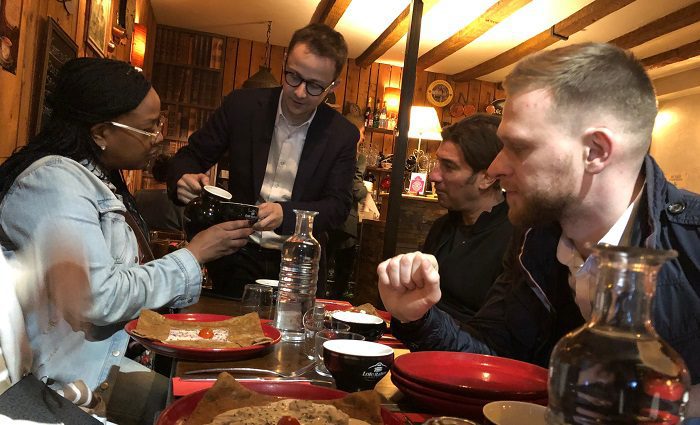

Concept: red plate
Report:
left=392, top=352, right=547, bottom=398
left=391, top=371, right=547, bottom=405
left=394, top=379, right=485, bottom=419
left=124, top=313, right=281, bottom=361
left=157, top=381, right=403, bottom=425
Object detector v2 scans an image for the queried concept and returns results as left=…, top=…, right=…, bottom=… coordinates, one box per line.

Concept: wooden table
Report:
left=164, top=295, right=429, bottom=422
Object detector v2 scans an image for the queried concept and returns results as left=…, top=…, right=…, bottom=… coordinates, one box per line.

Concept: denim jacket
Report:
left=0, top=156, right=202, bottom=389
left=392, top=155, right=700, bottom=384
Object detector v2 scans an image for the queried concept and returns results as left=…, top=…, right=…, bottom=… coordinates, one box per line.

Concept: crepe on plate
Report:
left=184, top=373, right=384, bottom=425
left=133, top=310, right=273, bottom=349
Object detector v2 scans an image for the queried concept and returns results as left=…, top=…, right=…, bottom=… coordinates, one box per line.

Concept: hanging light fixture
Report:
left=243, top=21, right=280, bottom=89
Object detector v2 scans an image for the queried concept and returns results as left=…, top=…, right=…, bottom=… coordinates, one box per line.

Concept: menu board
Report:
left=33, top=17, right=77, bottom=134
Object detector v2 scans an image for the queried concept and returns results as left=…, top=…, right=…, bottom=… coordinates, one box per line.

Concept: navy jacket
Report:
left=393, top=156, right=700, bottom=383
left=167, top=87, right=359, bottom=236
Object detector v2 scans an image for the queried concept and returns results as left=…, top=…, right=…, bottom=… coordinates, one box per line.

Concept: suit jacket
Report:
left=167, top=87, right=359, bottom=236
left=337, top=154, right=368, bottom=239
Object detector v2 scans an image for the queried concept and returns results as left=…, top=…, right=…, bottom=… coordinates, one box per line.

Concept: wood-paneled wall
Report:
left=218, top=35, right=503, bottom=157
left=0, top=0, right=157, bottom=163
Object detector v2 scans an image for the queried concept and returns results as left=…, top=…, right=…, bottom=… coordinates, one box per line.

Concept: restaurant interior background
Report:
left=0, top=0, right=698, bottom=302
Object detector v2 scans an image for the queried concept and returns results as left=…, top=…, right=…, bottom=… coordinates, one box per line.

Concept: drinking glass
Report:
left=314, top=329, right=363, bottom=377
left=240, top=283, right=274, bottom=319
left=302, top=304, right=326, bottom=360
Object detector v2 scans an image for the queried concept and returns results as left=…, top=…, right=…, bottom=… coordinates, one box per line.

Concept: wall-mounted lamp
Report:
left=384, top=86, right=401, bottom=114
left=112, top=25, right=127, bottom=45
left=131, top=23, right=147, bottom=69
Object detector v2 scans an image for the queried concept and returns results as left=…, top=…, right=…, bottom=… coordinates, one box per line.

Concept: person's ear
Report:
left=90, top=123, right=110, bottom=151
left=582, top=127, right=613, bottom=174
left=477, top=171, right=497, bottom=190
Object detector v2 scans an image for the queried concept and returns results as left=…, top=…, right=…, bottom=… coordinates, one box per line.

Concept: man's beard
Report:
left=507, top=189, right=575, bottom=227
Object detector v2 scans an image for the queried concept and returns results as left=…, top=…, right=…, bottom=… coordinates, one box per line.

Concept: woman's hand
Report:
left=185, top=220, right=254, bottom=263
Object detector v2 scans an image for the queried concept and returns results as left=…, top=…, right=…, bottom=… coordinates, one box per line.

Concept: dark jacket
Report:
left=392, top=156, right=700, bottom=383
left=166, top=87, right=359, bottom=236
left=336, top=154, right=368, bottom=241
left=423, top=201, right=512, bottom=323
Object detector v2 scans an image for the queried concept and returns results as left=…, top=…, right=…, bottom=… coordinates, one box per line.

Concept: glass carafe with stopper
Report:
left=547, top=244, right=690, bottom=424
left=274, top=210, right=321, bottom=342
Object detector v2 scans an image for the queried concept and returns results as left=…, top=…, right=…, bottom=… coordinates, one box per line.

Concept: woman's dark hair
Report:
left=0, top=57, right=151, bottom=196
left=288, top=23, right=348, bottom=80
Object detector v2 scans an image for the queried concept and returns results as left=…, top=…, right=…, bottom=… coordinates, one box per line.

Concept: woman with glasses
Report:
left=0, top=58, right=253, bottom=424
left=168, top=23, right=360, bottom=299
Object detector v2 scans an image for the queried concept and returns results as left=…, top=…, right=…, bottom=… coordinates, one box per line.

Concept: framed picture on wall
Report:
left=86, top=0, right=111, bottom=57
left=0, top=0, right=24, bottom=74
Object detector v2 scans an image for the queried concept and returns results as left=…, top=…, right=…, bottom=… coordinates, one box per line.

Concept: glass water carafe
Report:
left=547, top=244, right=690, bottom=424
left=274, top=210, right=321, bottom=342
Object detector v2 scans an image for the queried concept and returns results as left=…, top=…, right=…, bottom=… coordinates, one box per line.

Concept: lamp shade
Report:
left=408, top=106, right=442, bottom=141
left=384, top=86, right=401, bottom=113
left=131, top=23, right=147, bottom=69
left=243, top=65, right=280, bottom=89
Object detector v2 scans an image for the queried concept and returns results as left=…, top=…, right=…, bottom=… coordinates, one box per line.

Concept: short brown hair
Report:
left=504, top=42, right=657, bottom=148
left=441, top=113, right=503, bottom=174
left=288, top=23, right=348, bottom=79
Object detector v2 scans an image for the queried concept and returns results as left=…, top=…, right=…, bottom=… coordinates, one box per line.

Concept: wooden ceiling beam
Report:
left=452, top=0, right=635, bottom=82
left=610, top=2, right=700, bottom=50
left=417, top=0, right=532, bottom=71
left=309, top=0, right=353, bottom=28
left=355, top=0, right=439, bottom=68
left=641, top=39, right=700, bottom=70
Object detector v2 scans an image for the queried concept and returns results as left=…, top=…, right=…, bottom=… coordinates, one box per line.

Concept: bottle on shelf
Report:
left=387, top=112, right=396, bottom=131
left=379, top=101, right=387, bottom=129
left=274, top=210, right=321, bottom=342
left=365, top=97, right=373, bottom=128
left=373, top=100, right=380, bottom=128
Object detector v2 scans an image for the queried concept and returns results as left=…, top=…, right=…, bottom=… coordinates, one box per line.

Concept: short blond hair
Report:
left=504, top=43, right=657, bottom=148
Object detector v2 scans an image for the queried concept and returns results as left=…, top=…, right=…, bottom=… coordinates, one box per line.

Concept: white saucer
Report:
left=255, top=279, right=279, bottom=288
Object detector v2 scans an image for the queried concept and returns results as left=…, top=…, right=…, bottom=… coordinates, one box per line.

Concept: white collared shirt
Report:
left=556, top=185, right=644, bottom=320
left=251, top=93, right=316, bottom=249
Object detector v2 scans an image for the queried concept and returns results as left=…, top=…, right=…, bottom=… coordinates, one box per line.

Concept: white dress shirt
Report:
left=556, top=185, right=644, bottom=320
left=251, top=94, right=316, bottom=249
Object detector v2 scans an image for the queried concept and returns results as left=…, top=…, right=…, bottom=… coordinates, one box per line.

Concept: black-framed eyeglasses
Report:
left=109, top=115, right=165, bottom=145
left=283, top=69, right=336, bottom=96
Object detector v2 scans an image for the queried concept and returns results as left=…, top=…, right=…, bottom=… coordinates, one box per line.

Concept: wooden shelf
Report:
left=161, top=100, right=217, bottom=111
left=365, top=127, right=395, bottom=135
left=138, top=25, right=226, bottom=191
left=153, top=60, right=222, bottom=72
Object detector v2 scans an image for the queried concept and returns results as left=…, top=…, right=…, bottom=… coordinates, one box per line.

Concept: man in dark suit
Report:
left=326, top=113, right=368, bottom=300
left=167, top=23, right=358, bottom=298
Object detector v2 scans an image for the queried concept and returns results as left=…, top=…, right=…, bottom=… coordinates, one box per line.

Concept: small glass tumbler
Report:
left=240, top=283, right=274, bottom=320
left=302, top=304, right=326, bottom=360
left=314, top=329, right=363, bottom=377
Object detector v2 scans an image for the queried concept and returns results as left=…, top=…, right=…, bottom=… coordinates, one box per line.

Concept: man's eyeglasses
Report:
left=283, top=69, right=335, bottom=97
left=109, top=117, right=165, bottom=145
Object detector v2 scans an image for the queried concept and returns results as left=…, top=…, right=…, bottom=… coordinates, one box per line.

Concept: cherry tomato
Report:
left=277, top=416, right=300, bottom=425
left=198, top=328, right=214, bottom=339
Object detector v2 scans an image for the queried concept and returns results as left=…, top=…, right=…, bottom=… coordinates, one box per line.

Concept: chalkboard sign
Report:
left=33, top=17, right=78, bottom=134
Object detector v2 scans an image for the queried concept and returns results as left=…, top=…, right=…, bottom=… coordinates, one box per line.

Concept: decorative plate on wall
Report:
left=427, top=79, right=454, bottom=107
